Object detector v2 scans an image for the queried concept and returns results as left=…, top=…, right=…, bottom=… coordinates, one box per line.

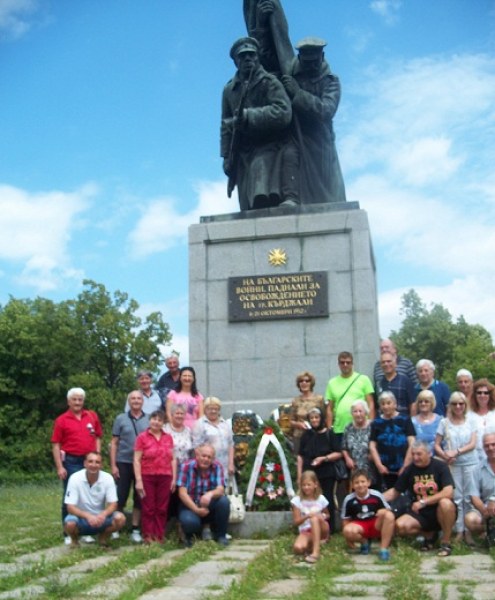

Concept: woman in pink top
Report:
left=166, top=367, right=204, bottom=429
left=134, top=410, right=176, bottom=543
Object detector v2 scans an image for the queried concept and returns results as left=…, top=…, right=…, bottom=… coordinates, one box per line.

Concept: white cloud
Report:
left=342, top=54, right=495, bottom=185
left=127, top=180, right=237, bottom=259
left=350, top=174, right=495, bottom=276
left=0, top=183, right=95, bottom=291
left=388, top=137, right=462, bottom=186
left=0, top=0, right=41, bottom=40
left=370, top=0, right=402, bottom=25
left=341, top=52, right=495, bottom=340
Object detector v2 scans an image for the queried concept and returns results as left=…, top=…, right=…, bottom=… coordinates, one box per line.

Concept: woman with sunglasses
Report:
left=289, top=371, right=324, bottom=455
left=469, top=379, right=495, bottom=461
left=411, top=390, right=442, bottom=454
left=434, top=392, right=477, bottom=545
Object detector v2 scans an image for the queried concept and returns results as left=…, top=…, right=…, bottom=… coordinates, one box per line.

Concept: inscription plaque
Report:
left=228, top=271, right=328, bottom=322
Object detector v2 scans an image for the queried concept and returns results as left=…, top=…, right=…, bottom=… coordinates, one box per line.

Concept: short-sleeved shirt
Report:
left=341, top=489, right=390, bottom=521
left=374, top=355, right=418, bottom=389
left=394, top=457, right=455, bottom=502
left=342, top=422, right=373, bottom=473
left=192, top=417, right=233, bottom=475
left=468, top=458, right=495, bottom=502
left=134, top=430, right=174, bottom=476
left=412, top=414, right=442, bottom=454
left=291, top=494, right=329, bottom=532
left=437, top=417, right=478, bottom=466
left=51, top=409, right=103, bottom=456
left=163, top=423, right=193, bottom=464
left=124, top=390, right=162, bottom=414
left=325, top=372, right=374, bottom=434
left=112, top=411, right=150, bottom=463
left=290, top=395, right=325, bottom=439
left=370, top=414, right=415, bottom=473
left=64, top=469, right=117, bottom=514
left=177, top=459, right=225, bottom=505
left=377, top=373, right=415, bottom=416
left=413, top=380, right=451, bottom=416
left=167, top=390, right=204, bottom=430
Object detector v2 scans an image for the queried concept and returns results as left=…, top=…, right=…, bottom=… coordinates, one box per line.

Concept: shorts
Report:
left=405, top=502, right=457, bottom=533
left=64, top=513, right=116, bottom=535
left=348, top=517, right=381, bottom=540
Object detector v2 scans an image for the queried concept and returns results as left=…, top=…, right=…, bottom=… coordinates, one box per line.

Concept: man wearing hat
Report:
left=221, top=36, right=294, bottom=210
left=280, top=37, right=346, bottom=205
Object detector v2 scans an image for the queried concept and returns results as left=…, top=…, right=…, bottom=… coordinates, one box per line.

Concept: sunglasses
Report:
left=299, top=378, right=311, bottom=383
left=476, top=391, right=490, bottom=395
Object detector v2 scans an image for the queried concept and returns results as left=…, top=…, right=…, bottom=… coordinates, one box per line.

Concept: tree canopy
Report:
left=390, top=289, right=495, bottom=387
left=0, top=280, right=171, bottom=477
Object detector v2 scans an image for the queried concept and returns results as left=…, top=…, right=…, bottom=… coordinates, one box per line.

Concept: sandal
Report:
left=420, top=538, right=435, bottom=552
left=305, top=554, right=319, bottom=564
left=437, top=543, right=452, bottom=557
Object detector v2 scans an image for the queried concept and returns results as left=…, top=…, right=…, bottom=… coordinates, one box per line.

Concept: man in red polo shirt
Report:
left=51, top=387, right=102, bottom=543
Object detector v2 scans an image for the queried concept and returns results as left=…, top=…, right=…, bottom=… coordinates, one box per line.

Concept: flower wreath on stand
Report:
left=239, top=421, right=297, bottom=511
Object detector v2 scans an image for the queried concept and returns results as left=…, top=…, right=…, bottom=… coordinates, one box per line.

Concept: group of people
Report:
left=286, top=340, right=495, bottom=562
left=51, top=355, right=235, bottom=548
left=51, top=341, right=495, bottom=563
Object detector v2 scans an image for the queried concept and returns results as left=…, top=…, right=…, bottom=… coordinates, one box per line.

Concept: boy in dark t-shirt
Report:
left=341, top=469, right=395, bottom=561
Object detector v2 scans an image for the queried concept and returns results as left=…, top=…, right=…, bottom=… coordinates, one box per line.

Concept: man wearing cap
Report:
left=221, top=36, right=293, bottom=210
left=280, top=37, right=346, bottom=205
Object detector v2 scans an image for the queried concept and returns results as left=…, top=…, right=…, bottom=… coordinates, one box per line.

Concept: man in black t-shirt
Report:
left=384, top=440, right=456, bottom=556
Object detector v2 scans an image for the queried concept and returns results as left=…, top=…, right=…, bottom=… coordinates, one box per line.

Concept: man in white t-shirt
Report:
left=64, top=452, right=125, bottom=547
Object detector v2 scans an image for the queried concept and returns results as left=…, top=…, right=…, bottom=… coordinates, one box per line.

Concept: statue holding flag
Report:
left=224, top=0, right=346, bottom=208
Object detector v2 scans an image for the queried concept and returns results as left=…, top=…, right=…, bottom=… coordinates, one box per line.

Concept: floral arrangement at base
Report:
left=238, top=420, right=297, bottom=512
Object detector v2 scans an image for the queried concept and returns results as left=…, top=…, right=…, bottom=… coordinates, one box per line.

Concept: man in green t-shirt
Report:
left=325, top=351, right=375, bottom=434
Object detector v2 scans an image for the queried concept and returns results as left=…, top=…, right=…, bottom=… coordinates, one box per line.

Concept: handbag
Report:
left=326, top=429, right=349, bottom=481
left=333, top=458, right=349, bottom=481
left=227, top=475, right=246, bottom=523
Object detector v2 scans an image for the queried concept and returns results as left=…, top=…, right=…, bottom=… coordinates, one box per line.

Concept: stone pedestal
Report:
left=189, top=202, right=379, bottom=417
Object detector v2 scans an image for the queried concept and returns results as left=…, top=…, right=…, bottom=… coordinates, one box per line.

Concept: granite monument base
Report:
left=189, top=202, right=379, bottom=417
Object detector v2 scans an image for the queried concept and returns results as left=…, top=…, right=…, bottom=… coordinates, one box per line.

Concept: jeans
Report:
left=179, top=495, right=230, bottom=539
left=61, top=455, right=85, bottom=525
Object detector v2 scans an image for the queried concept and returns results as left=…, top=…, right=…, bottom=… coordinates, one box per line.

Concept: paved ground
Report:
left=0, top=539, right=493, bottom=599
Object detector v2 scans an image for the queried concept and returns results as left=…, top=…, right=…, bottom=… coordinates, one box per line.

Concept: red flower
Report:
left=259, top=465, right=265, bottom=472
left=278, top=474, right=285, bottom=481
left=274, top=464, right=281, bottom=472
left=259, top=476, right=266, bottom=483
left=264, top=427, right=273, bottom=435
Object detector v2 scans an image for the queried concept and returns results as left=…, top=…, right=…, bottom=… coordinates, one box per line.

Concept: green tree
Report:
left=0, top=281, right=172, bottom=478
left=390, top=289, right=495, bottom=387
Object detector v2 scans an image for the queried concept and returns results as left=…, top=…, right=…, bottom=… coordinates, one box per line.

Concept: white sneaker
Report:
left=131, top=530, right=143, bottom=544
left=82, top=535, right=96, bottom=544
left=111, top=531, right=120, bottom=540
left=64, top=536, right=72, bottom=546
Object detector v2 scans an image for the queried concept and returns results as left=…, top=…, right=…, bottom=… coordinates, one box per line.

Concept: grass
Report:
left=0, top=483, right=494, bottom=599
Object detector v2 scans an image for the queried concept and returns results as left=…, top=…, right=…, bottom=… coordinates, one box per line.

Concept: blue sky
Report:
left=0, top=0, right=494, bottom=365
